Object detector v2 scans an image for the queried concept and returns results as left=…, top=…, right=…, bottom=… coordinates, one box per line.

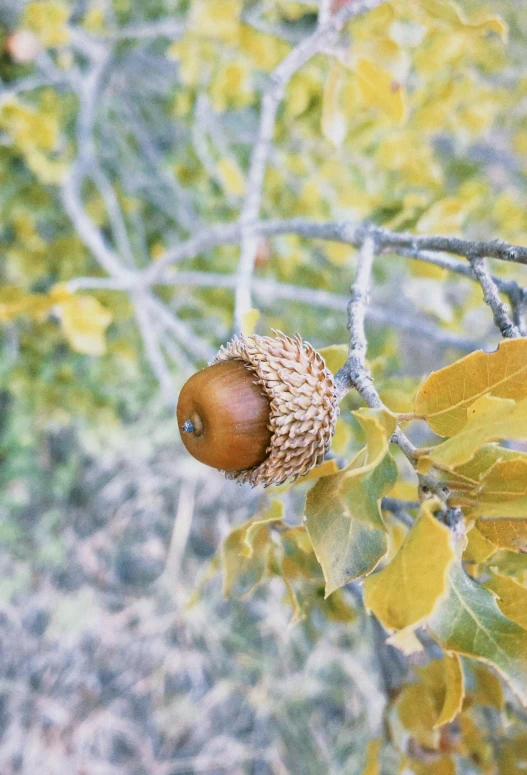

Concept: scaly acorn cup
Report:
left=177, top=332, right=339, bottom=487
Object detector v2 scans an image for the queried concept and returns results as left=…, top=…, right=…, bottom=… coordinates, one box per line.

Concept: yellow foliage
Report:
left=355, top=58, right=407, bottom=124
left=470, top=663, right=505, bottom=709
left=464, top=526, right=497, bottom=565
left=23, top=1, right=70, bottom=47
left=421, top=395, right=527, bottom=472
left=364, top=500, right=455, bottom=630
left=211, top=61, right=254, bottom=112
left=189, top=0, right=242, bottom=44
left=416, top=198, right=466, bottom=235
left=0, top=286, right=54, bottom=322
left=498, top=734, right=527, bottom=775
left=477, top=518, right=527, bottom=553
left=241, top=308, right=260, bottom=336
left=0, top=100, right=59, bottom=152
left=239, top=25, right=290, bottom=71
left=168, top=35, right=216, bottom=87
left=83, top=8, right=106, bottom=34
left=420, top=0, right=508, bottom=41
left=59, top=295, right=113, bottom=356
left=285, top=70, right=322, bottom=118
left=397, top=655, right=464, bottom=742
left=277, top=1, right=316, bottom=21
left=318, top=344, right=348, bottom=375
left=222, top=500, right=284, bottom=597
left=361, top=739, right=381, bottom=775
left=331, top=418, right=352, bottom=455
left=415, top=338, right=527, bottom=436
left=216, top=157, right=246, bottom=196
left=305, top=410, right=397, bottom=595
left=324, top=242, right=354, bottom=266
left=484, top=571, right=527, bottom=629
left=376, top=133, right=441, bottom=187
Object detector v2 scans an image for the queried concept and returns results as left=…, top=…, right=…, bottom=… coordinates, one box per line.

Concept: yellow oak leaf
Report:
left=476, top=518, right=527, bottom=553
left=470, top=662, right=505, bottom=709
left=429, top=560, right=527, bottom=704
left=363, top=499, right=455, bottom=630
left=402, top=655, right=464, bottom=733
left=396, top=677, right=440, bottom=749
left=415, top=338, right=527, bottom=436
left=484, top=570, right=527, bottom=630
left=0, top=286, right=51, bottom=322
left=478, top=458, right=527, bottom=501
left=59, top=295, right=113, bottom=356
left=318, top=344, right=348, bottom=375
left=421, top=0, right=508, bottom=41
left=361, top=739, right=381, bottom=775
left=435, top=653, right=465, bottom=727
left=356, top=57, right=407, bottom=124
left=241, top=308, right=260, bottom=336
left=222, top=499, right=284, bottom=597
left=464, top=526, right=497, bottom=564
left=443, top=444, right=527, bottom=492
left=422, top=395, right=527, bottom=471
left=473, top=497, right=527, bottom=519
left=305, top=409, right=397, bottom=596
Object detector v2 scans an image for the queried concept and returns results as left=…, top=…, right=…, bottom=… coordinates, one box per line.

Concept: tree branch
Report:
left=147, top=217, right=527, bottom=281
left=334, top=235, right=380, bottom=405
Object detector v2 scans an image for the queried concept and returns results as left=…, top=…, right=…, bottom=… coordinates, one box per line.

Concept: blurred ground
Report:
left=0, top=402, right=392, bottom=775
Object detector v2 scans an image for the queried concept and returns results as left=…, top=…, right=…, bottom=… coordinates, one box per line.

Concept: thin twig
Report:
left=89, top=162, right=136, bottom=267
left=145, top=296, right=216, bottom=363
left=381, top=498, right=419, bottom=528
left=469, top=256, right=520, bottom=338
left=133, top=294, right=177, bottom=407
left=113, top=19, right=184, bottom=40
left=160, top=478, right=196, bottom=584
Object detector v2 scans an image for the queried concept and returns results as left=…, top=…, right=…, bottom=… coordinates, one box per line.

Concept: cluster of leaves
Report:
left=223, top=337, right=527, bottom=773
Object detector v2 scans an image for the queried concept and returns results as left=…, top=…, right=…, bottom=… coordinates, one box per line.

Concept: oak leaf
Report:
left=429, top=560, right=527, bottom=704
left=363, top=500, right=455, bottom=630
left=415, top=338, right=527, bottom=436
left=305, top=409, right=397, bottom=596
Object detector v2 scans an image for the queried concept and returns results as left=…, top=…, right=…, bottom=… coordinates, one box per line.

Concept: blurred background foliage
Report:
left=0, top=0, right=526, bottom=773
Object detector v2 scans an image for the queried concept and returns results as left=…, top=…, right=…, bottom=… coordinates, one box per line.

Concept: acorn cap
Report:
left=212, top=331, right=339, bottom=487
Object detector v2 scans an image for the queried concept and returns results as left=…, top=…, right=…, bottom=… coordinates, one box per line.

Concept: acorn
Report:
left=177, top=332, right=339, bottom=487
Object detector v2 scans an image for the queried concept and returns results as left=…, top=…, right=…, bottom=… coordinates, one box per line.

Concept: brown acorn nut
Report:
left=177, top=332, right=339, bottom=487
left=177, top=360, right=272, bottom=472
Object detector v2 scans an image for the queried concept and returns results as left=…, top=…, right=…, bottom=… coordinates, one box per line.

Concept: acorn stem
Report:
left=182, top=420, right=195, bottom=433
